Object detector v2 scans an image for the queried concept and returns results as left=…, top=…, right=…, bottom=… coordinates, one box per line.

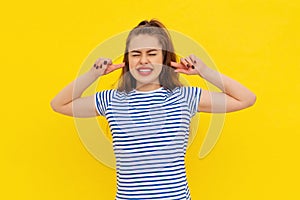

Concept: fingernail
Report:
left=103, top=60, right=107, bottom=65
left=184, top=59, right=190, bottom=67
left=94, top=64, right=96, bottom=68
left=191, top=65, right=195, bottom=69
left=96, top=66, right=99, bottom=69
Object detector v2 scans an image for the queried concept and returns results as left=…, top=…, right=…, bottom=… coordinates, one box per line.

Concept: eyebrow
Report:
left=129, top=49, right=159, bottom=53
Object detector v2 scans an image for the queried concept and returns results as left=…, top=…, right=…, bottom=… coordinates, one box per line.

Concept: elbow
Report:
left=238, top=93, right=256, bottom=110
left=50, top=99, right=60, bottom=113
left=246, top=93, right=257, bottom=108
left=50, top=100, right=74, bottom=117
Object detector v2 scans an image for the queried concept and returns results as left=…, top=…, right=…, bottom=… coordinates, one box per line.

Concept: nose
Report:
left=139, top=53, right=149, bottom=64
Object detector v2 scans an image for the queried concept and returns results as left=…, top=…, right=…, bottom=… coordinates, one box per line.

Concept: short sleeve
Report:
left=94, top=90, right=114, bottom=116
left=181, top=86, right=202, bottom=116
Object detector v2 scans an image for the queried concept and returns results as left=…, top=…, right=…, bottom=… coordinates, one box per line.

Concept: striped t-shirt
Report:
left=95, top=86, right=202, bottom=200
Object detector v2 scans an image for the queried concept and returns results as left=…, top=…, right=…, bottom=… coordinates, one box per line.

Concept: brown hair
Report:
left=117, top=19, right=182, bottom=92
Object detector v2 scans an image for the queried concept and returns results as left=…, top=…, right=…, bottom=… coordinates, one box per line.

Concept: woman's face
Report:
left=128, top=34, right=163, bottom=90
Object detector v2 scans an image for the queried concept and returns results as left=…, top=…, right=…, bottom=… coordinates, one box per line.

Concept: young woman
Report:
left=51, top=19, right=256, bottom=200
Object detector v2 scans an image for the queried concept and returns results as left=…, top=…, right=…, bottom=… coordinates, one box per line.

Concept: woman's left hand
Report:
left=170, top=54, right=207, bottom=77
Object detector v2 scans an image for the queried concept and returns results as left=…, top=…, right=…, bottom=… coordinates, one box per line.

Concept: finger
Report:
left=188, top=54, right=196, bottom=63
left=102, top=59, right=110, bottom=68
left=180, top=58, right=189, bottom=68
left=174, top=68, right=188, bottom=74
left=188, top=54, right=197, bottom=67
left=105, top=58, right=113, bottom=65
left=94, top=63, right=102, bottom=69
left=189, top=54, right=199, bottom=64
left=111, top=62, right=125, bottom=69
left=95, top=58, right=103, bottom=69
left=106, top=62, right=125, bottom=73
left=170, top=61, right=186, bottom=69
left=184, top=57, right=195, bottom=69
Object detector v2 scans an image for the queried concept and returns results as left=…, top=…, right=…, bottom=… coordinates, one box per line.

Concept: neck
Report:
left=135, top=83, right=162, bottom=92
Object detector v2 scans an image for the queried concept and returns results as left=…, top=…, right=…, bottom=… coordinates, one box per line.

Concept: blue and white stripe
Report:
left=95, top=86, right=202, bottom=200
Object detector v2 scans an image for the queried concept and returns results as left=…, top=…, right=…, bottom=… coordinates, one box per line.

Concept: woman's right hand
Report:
left=90, top=57, right=125, bottom=77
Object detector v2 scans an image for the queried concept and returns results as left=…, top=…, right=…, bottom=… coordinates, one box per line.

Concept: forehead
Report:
left=128, top=34, right=162, bottom=52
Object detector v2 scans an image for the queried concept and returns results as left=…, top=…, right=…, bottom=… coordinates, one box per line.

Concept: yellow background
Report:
left=1, top=0, right=299, bottom=199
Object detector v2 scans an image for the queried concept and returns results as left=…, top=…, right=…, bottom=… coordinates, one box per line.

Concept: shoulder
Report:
left=95, top=89, right=117, bottom=101
left=171, top=86, right=202, bottom=95
left=95, top=89, right=135, bottom=102
left=96, top=89, right=128, bottom=96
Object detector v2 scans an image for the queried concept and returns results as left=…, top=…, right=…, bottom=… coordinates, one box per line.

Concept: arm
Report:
left=171, top=55, right=256, bottom=113
left=50, top=58, right=125, bottom=118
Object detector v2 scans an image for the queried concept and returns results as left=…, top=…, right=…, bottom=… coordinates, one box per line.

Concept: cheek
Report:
left=148, top=58, right=163, bottom=68
left=153, top=64, right=163, bottom=74
left=155, top=56, right=164, bottom=68
left=156, top=54, right=164, bottom=65
left=128, top=57, right=138, bottom=68
left=128, top=65, right=134, bottom=74
left=158, top=66, right=163, bottom=73
left=128, top=61, right=137, bottom=74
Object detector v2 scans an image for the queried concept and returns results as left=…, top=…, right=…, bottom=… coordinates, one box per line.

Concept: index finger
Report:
left=114, top=62, right=125, bottom=67
left=110, top=62, right=125, bottom=70
left=170, top=61, right=186, bottom=69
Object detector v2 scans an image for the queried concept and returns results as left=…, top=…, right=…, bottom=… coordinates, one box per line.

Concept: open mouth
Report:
left=137, top=68, right=153, bottom=76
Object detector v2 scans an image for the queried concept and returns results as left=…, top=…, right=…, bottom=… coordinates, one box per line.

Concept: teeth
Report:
left=138, top=69, right=152, bottom=72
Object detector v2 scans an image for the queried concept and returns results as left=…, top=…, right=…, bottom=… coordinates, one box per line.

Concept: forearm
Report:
left=51, top=70, right=98, bottom=107
left=199, top=66, right=256, bottom=104
left=171, top=55, right=256, bottom=112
